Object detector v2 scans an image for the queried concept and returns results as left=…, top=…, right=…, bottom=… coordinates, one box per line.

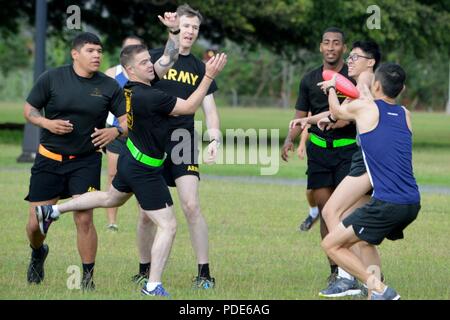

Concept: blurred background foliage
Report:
left=0, top=0, right=449, bottom=109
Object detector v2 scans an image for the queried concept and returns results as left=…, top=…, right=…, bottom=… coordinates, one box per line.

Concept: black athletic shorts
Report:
left=348, top=147, right=367, bottom=177
left=163, top=129, right=200, bottom=187
left=342, top=198, right=421, bottom=245
left=25, top=152, right=102, bottom=202
left=112, top=151, right=173, bottom=211
left=106, top=136, right=126, bottom=154
left=306, top=141, right=358, bottom=189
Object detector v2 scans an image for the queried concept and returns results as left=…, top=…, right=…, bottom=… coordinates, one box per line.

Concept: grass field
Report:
left=0, top=169, right=449, bottom=299
left=0, top=103, right=449, bottom=300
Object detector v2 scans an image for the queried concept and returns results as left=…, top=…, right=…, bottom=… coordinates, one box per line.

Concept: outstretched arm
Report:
left=171, top=53, right=227, bottom=115
left=153, top=12, right=180, bottom=79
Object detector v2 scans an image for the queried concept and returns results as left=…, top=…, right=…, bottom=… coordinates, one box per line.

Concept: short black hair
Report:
left=322, top=27, right=346, bottom=43
left=120, top=44, right=149, bottom=67
left=352, top=40, right=381, bottom=70
left=374, top=63, right=406, bottom=99
left=71, top=32, right=102, bottom=51
left=122, top=35, right=144, bottom=48
left=177, top=3, right=203, bottom=23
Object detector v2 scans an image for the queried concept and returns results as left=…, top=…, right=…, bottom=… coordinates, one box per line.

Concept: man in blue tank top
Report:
left=317, top=63, right=421, bottom=300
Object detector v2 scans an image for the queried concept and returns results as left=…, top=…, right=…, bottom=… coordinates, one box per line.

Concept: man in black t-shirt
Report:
left=281, top=27, right=360, bottom=297
left=146, top=4, right=220, bottom=289
left=34, top=45, right=227, bottom=296
left=24, top=32, right=126, bottom=290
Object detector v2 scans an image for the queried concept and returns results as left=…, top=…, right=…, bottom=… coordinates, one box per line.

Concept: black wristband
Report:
left=115, top=126, right=124, bottom=137
left=326, top=86, right=336, bottom=95
left=328, top=114, right=337, bottom=123
left=169, top=29, right=180, bottom=35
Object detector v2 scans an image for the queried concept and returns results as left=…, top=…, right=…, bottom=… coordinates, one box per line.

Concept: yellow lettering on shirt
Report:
left=177, top=70, right=191, bottom=84
left=167, top=69, right=177, bottom=81
left=187, top=165, right=199, bottom=172
left=191, top=74, right=199, bottom=86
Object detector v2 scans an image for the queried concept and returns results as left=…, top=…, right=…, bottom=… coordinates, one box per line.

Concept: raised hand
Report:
left=158, top=12, right=179, bottom=31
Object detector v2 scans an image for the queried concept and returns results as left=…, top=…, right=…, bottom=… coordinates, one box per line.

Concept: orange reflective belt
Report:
left=38, top=144, right=76, bottom=162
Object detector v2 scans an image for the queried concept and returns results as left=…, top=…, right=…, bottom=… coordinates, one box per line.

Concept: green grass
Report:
left=3, top=102, right=450, bottom=148
left=0, top=168, right=449, bottom=299
left=0, top=143, right=449, bottom=187
left=1, top=104, right=449, bottom=299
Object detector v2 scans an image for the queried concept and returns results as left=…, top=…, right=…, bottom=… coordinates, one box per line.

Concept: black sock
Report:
left=198, top=263, right=210, bottom=279
left=82, top=263, right=95, bottom=278
left=30, top=244, right=45, bottom=259
left=139, top=263, right=150, bottom=276
left=330, top=265, right=338, bottom=275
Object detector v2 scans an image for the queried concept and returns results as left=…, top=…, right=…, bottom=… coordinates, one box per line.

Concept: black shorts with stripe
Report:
left=342, top=198, right=420, bottom=245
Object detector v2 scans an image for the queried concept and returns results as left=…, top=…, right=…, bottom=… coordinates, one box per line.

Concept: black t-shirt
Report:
left=149, top=47, right=218, bottom=130
left=124, top=81, right=177, bottom=159
left=27, top=65, right=125, bottom=155
left=295, top=65, right=356, bottom=140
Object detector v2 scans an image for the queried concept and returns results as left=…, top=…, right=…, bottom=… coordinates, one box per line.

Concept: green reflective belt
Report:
left=310, top=133, right=356, bottom=148
left=126, top=138, right=165, bottom=167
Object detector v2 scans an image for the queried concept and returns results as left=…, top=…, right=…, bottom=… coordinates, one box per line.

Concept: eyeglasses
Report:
left=346, top=54, right=372, bottom=62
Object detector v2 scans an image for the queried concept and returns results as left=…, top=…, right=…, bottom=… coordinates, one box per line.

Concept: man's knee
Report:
left=321, top=236, right=338, bottom=257
left=73, top=211, right=94, bottom=232
left=181, top=199, right=200, bottom=220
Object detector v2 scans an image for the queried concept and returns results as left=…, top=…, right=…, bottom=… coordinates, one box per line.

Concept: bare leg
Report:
left=137, top=204, right=156, bottom=264
left=57, top=185, right=132, bottom=214
left=322, top=174, right=372, bottom=231
left=105, top=151, right=119, bottom=226
left=306, top=189, right=316, bottom=207
left=175, top=175, right=209, bottom=264
left=143, top=205, right=177, bottom=283
left=72, top=202, right=97, bottom=264
left=313, top=187, right=335, bottom=266
left=322, top=223, right=386, bottom=294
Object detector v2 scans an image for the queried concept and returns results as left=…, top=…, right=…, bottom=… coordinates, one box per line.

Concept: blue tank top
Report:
left=360, top=100, right=420, bottom=204
left=109, top=66, right=128, bottom=127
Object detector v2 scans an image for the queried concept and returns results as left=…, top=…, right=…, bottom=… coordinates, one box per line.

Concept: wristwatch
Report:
left=169, top=29, right=180, bottom=35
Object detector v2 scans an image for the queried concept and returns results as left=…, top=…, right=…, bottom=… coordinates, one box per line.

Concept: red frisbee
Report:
left=322, top=70, right=359, bottom=99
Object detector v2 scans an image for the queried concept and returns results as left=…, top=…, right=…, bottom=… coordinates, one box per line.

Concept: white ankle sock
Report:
left=338, top=267, right=355, bottom=280
left=51, top=205, right=60, bottom=219
left=309, top=206, right=319, bottom=219
left=146, top=281, right=161, bottom=291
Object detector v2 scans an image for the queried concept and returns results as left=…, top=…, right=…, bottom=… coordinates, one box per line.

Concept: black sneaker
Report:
left=81, top=273, right=96, bottom=292
left=35, top=205, right=58, bottom=236
left=27, top=244, right=49, bottom=284
left=131, top=273, right=148, bottom=286
left=299, top=215, right=318, bottom=232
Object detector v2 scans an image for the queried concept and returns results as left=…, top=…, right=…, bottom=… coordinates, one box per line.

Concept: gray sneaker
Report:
left=319, top=276, right=362, bottom=298
left=371, top=287, right=400, bottom=300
